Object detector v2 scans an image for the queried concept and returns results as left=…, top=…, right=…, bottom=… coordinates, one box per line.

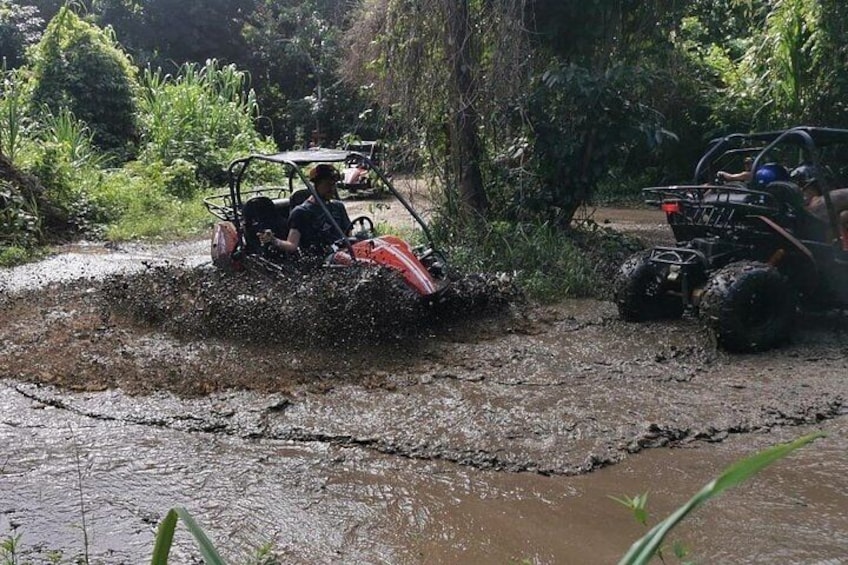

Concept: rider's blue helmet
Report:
left=754, top=163, right=790, bottom=187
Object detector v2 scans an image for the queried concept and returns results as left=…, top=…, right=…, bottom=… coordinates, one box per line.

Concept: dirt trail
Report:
left=0, top=205, right=846, bottom=563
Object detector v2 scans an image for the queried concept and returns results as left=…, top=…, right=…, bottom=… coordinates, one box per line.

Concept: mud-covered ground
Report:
left=0, top=205, right=846, bottom=563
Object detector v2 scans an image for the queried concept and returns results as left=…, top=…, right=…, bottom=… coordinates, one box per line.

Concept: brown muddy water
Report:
left=1, top=209, right=846, bottom=564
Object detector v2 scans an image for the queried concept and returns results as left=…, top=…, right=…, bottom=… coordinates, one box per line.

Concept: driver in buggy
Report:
left=716, top=156, right=754, bottom=184
left=258, top=164, right=352, bottom=254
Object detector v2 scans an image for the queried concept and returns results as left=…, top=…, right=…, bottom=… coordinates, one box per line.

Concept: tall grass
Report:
left=0, top=63, right=32, bottom=165
left=138, top=59, right=276, bottom=186
left=433, top=218, right=605, bottom=301
left=151, top=507, right=225, bottom=565
left=39, top=108, right=106, bottom=171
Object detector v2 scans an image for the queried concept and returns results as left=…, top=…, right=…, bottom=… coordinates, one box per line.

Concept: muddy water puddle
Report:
left=1, top=216, right=847, bottom=563
left=1, top=382, right=845, bottom=564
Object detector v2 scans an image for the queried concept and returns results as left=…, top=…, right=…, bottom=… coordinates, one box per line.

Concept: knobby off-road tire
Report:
left=699, top=260, right=796, bottom=352
left=614, top=251, right=685, bottom=322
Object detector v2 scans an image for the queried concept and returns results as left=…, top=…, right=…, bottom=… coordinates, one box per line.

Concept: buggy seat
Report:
left=242, top=196, right=288, bottom=251
left=762, top=181, right=829, bottom=242
left=242, top=189, right=312, bottom=252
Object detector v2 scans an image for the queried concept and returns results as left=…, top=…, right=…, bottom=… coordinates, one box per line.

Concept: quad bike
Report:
left=614, top=126, right=848, bottom=351
left=204, top=148, right=448, bottom=298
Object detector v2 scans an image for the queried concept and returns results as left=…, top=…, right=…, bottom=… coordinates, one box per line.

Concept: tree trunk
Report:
left=444, top=0, right=488, bottom=217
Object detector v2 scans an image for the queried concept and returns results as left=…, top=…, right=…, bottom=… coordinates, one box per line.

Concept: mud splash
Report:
left=101, top=262, right=521, bottom=347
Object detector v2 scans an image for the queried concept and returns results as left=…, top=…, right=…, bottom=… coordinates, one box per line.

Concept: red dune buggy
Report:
left=204, top=148, right=448, bottom=298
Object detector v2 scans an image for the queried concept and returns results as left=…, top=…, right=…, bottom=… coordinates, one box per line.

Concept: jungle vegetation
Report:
left=2, top=0, right=847, bottom=296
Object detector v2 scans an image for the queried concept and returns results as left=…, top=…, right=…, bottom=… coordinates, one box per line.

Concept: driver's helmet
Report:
left=754, top=163, right=790, bottom=187
left=790, top=163, right=819, bottom=187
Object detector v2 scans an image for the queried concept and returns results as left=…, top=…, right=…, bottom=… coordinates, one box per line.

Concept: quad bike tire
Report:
left=614, top=251, right=685, bottom=322
left=699, top=260, right=796, bottom=352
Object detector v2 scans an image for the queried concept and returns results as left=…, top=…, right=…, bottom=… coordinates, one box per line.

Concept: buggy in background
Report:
left=340, top=140, right=382, bottom=193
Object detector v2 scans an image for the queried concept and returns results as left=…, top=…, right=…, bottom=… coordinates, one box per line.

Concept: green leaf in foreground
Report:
left=150, top=507, right=226, bottom=565
left=618, top=431, right=825, bottom=565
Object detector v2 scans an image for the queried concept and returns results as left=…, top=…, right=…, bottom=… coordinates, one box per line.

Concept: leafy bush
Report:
left=85, top=163, right=212, bottom=241
left=524, top=62, right=674, bottom=226
left=0, top=179, right=40, bottom=247
left=21, top=108, right=110, bottom=236
left=28, top=6, right=138, bottom=157
left=0, top=63, right=33, bottom=164
left=0, top=0, right=43, bottom=69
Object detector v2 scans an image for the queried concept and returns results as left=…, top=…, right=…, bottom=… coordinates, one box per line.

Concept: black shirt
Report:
left=289, top=199, right=351, bottom=251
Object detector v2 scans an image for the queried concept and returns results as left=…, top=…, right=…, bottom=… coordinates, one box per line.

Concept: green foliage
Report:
left=432, top=217, right=599, bottom=302
left=610, top=492, right=650, bottom=527
left=21, top=107, right=106, bottom=235
left=151, top=506, right=225, bottom=565
left=137, top=59, right=276, bottom=186
left=0, top=244, right=37, bottom=266
left=247, top=543, right=284, bottom=565
left=29, top=6, right=138, bottom=156
left=619, top=431, right=824, bottom=565
left=0, top=0, right=43, bottom=69
left=93, top=0, right=254, bottom=71
left=242, top=0, right=368, bottom=149
left=0, top=62, right=35, bottom=165
left=525, top=61, right=674, bottom=224
left=721, top=0, right=823, bottom=126
left=0, top=533, right=20, bottom=565
left=85, top=163, right=211, bottom=241
left=0, top=180, right=40, bottom=249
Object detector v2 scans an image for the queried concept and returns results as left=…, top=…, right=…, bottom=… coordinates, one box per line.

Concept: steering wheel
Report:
left=349, top=215, right=375, bottom=239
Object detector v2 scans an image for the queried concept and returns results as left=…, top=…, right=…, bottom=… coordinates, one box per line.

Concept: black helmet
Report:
left=790, top=163, right=819, bottom=186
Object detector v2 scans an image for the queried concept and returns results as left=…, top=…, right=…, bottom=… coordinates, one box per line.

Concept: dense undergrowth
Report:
left=433, top=217, right=641, bottom=302
left=1, top=11, right=277, bottom=265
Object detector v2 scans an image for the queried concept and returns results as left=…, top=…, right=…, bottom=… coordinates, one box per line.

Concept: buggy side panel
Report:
left=330, top=236, right=441, bottom=296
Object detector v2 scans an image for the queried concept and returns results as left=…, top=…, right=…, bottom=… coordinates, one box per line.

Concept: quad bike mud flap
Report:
left=329, top=235, right=445, bottom=298
left=211, top=221, right=241, bottom=271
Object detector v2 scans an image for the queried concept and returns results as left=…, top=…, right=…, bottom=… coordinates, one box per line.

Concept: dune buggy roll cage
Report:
left=204, top=148, right=439, bottom=262
left=688, top=126, right=848, bottom=243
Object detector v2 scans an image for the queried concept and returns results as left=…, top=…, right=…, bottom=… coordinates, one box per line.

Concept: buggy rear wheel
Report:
left=614, top=251, right=685, bottom=322
left=699, top=261, right=796, bottom=352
